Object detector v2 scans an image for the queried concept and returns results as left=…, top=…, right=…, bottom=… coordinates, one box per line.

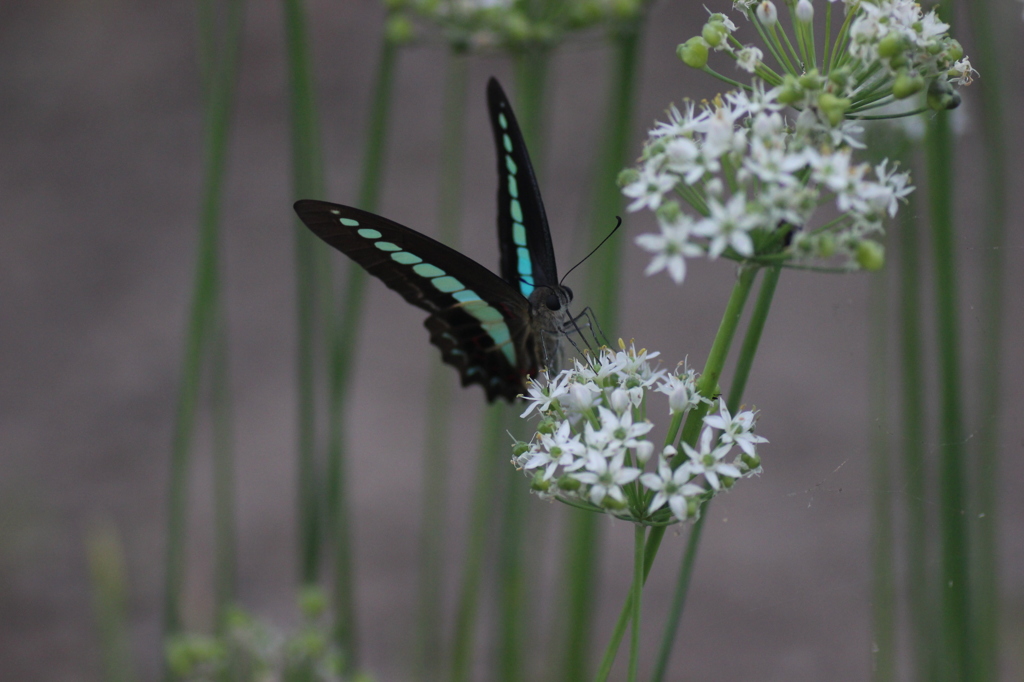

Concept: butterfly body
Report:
left=294, top=78, right=571, bottom=403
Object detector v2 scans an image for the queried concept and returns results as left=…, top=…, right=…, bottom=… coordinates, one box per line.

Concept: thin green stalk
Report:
left=768, top=23, right=802, bottom=74
left=416, top=51, right=469, bottom=682
left=896, top=162, right=934, bottom=682
left=164, top=0, right=244, bottom=647
left=561, top=19, right=646, bottom=682
left=595, top=266, right=760, bottom=681
left=926, top=109, right=971, bottom=682
left=965, top=1, right=1007, bottom=679
left=211, top=313, right=237, bottom=630
left=326, top=35, right=399, bottom=676
left=282, top=0, right=328, bottom=585
left=647, top=505, right=706, bottom=682
left=627, top=525, right=645, bottom=682
left=648, top=265, right=781, bottom=682
left=451, top=404, right=508, bottom=682
left=822, top=2, right=833, bottom=73
left=496, top=415, right=529, bottom=682
left=88, top=523, right=136, bottom=682
left=869, top=266, right=896, bottom=681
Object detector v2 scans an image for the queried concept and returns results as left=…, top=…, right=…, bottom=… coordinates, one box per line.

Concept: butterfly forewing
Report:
left=294, top=200, right=537, bottom=402
left=487, top=78, right=559, bottom=298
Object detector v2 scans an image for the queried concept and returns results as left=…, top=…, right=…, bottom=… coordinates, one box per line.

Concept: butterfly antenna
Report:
left=559, top=216, right=622, bottom=286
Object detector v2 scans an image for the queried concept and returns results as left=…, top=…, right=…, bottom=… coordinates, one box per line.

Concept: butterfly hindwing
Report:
left=293, top=200, right=537, bottom=402
left=487, top=78, right=559, bottom=298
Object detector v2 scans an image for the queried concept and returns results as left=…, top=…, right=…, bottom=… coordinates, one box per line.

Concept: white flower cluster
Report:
left=624, top=86, right=912, bottom=283
left=514, top=343, right=766, bottom=524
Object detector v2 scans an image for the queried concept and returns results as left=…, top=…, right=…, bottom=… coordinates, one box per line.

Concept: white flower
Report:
left=587, top=406, right=654, bottom=454
left=736, top=46, right=763, bottom=73
left=692, top=193, right=760, bottom=258
left=623, top=162, right=676, bottom=212
left=756, top=0, right=778, bottom=25
left=521, top=421, right=586, bottom=480
left=635, top=214, right=703, bottom=284
left=520, top=371, right=569, bottom=417
left=641, top=453, right=705, bottom=521
left=656, top=368, right=704, bottom=414
left=573, top=452, right=641, bottom=506
left=796, top=0, right=813, bottom=22
left=702, top=399, right=768, bottom=457
left=949, top=58, right=977, bottom=86
left=681, top=427, right=743, bottom=490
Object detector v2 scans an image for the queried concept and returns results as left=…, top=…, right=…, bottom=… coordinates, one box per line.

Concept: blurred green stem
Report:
left=324, top=33, right=399, bottom=675
left=164, top=0, right=244, bottom=650
left=416, top=50, right=468, bottom=682
left=282, top=0, right=327, bottom=585
left=965, top=0, right=1007, bottom=678
left=88, top=523, right=137, bottom=682
left=596, top=265, right=760, bottom=682
left=561, top=19, right=646, bottom=681
left=869, top=266, right=896, bottom=681
left=648, top=265, right=780, bottom=682
left=451, top=404, right=508, bottom=682
left=926, top=109, right=970, bottom=682
left=211, top=314, right=237, bottom=630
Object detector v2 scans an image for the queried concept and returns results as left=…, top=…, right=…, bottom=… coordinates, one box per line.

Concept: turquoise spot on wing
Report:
left=330, top=209, right=340, bottom=215
left=341, top=218, right=360, bottom=227
left=358, top=228, right=382, bottom=239
left=374, top=241, right=401, bottom=252
left=413, top=263, right=445, bottom=278
left=517, top=247, right=533, bottom=275
left=466, top=303, right=504, bottom=324
left=510, top=199, right=523, bottom=223
left=508, top=175, right=518, bottom=198
left=498, top=112, right=508, bottom=129
left=503, top=134, right=513, bottom=153
left=483, top=321, right=511, bottom=348
left=512, top=222, right=526, bottom=246
left=505, top=155, right=517, bottom=175
left=391, top=251, right=422, bottom=265
left=453, top=289, right=483, bottom=303
left=431, top=276, right=464, bottom=293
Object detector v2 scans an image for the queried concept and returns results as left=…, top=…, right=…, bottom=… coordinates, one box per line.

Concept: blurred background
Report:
left=1, top=0, right=1022, bottom=680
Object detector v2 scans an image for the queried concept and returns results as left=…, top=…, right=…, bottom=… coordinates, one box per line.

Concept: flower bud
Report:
left=537, top=418, right=557, bottom=435
left=796, top=0, right=813, bottom=23
left=756, top=0, right=778, bottom=25
left=777, top=75, right=804, bottom=105
left=927, top=78, right=961, bottom=110
left=798, top=68, right=823, bottom=91
left=829, top=65, right=851, bottom=87
left=686, top=497, right=700, bottom=518
left=720, top=475, right=736, bottom=489
left=702, top=21, right=728, bottom=47
left=855, top=240, right=885, bottom=271
left=677, top=37, right=709, bottom=69
left=741, top=452, right=762, bottom=470
left=617, top=168, right=640, bottom=188
left=635, top=440, right=655, bottom=465
left=816, top=233, right=836, bottom=258
left=945, top=39, right=964, bottom=63
left=704, top=178, right=724, bottom=197
left=557, top=475, right=581, bottom=491
left=602, top=495, right=628, bottom=511
left=512, top=441, right=530, bottom=458
left=531, top=471, right=552, bottom=492
left=610, top=388, right=631, bottom=414
left=384, top=15, right=415, bottom=45
left=817, top=92, right=851, bottom=126
left=892, top=72, right=924, bottom=99
left=877, top=33, right=904, bottom=59
left=656, top=200, right=682, bottom=223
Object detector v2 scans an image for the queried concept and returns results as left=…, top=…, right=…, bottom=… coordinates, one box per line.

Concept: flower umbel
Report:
left=515, top=342, right=767, bottom=525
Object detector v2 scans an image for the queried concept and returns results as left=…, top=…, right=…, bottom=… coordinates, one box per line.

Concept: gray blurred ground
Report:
left=1, top=1, right=1022, bottom=680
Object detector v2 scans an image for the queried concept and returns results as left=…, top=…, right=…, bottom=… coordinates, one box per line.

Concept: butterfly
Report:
left=294, top=77, right=576, bottom=403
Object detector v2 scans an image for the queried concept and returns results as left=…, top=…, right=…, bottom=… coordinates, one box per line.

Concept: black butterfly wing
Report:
left=294, top=200, right=538, bottom=402
left=487, top=77, right=559, bottom=298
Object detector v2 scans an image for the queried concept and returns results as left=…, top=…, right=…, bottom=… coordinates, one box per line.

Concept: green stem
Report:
left=325, top=34, right=399, bottom=676
left=451, top=404, right=507, bottom=682
left=869, top=266, right=896, bottom=681
left=595, top=266, right=760, bottom=681
left=627, top=525, right=645, bottom=682
left=966, top=1, right=1006, bottom=679
left=416, top=51, right=468, bottom=682
left=163, top=0, right=244, bottom=649
left=283, top=0, right=327, bottom=585
left=88, top=523, right=136, bottom=682
left=211, top=313, right=237, bottom=630
left=560, top=19, right=645, bottom=682
left=648, top=265, right=781, bottom=682
left=927, top=110, right=971, bottom=682
left=896, top=161, right=934, bottom=682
